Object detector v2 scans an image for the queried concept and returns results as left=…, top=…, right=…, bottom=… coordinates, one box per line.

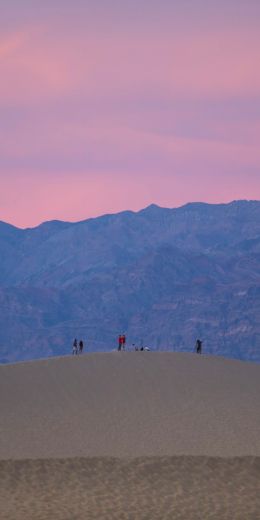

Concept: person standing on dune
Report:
left=79, top=340, right=84, bottom=354
left=196, top=339, right=202, bottom=354
left=72, top=338, right=78, bottom=355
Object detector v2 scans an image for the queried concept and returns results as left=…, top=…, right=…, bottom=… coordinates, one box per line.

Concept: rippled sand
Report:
left=1, top=457, right=259, bottom=520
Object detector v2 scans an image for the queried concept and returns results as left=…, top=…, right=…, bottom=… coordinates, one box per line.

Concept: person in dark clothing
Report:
left=118, top=335, right=122, bottom=351
left=79, top=340, right=84, bottom=354
left=72, top=338, right=78, bottom=355
left=196, top=339, right=202, bottom=354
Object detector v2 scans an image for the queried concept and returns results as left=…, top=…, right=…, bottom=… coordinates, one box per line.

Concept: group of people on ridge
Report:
left=117, top=335, right=150, bottom=351
left=72, top=335, right=203, bottom=354
left=72, top=338, right=84, bottom=355
left=118, top=336, right=203, bottom=353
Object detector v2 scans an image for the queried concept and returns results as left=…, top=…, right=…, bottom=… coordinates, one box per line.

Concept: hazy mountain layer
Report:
left=0, top=200, right=259, bottom=362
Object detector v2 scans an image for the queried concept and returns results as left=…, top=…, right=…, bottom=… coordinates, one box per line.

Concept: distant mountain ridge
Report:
left=0, top=200, right=259, bottom=362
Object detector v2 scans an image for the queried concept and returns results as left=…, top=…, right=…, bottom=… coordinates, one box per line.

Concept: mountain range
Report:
left=0, top=200, right=259, bottom=362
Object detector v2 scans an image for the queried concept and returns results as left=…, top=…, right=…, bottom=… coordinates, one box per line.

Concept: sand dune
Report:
left=1, top=352, right=259, bottom=459
left=1, top=456, right=259, bottom=520
left=1, top=353, right=260, bottom=519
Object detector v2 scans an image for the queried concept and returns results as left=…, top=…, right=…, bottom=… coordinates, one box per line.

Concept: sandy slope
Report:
left=0, top=352, right=259, bottom=459
left=1, top=457, right=259, bottom=520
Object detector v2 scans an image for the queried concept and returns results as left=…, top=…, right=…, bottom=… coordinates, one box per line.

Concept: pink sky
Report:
left=0, top=1, right=260, bottom=227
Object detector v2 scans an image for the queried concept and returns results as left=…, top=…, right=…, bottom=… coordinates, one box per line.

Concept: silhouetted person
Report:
left=196, top=339, right=202, bottom=354
left=79, top=340, right=84, bottom=354
left=72, top=338, right=78, bottom=355
left=118, top=335, right=122, bottom=351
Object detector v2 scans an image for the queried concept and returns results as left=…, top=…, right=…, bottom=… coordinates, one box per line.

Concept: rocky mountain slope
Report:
left=0, top=200, right=259, bottom=362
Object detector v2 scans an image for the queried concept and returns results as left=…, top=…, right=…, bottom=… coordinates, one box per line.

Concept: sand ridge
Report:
left=1, top=352, right=259, bottom=459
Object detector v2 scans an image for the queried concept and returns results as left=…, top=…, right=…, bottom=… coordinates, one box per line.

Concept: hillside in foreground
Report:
left=1, top=352, right=260, bottom=520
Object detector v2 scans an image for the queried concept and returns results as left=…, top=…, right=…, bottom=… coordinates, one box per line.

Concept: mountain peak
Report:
left=139, top=203, right=166, bottom=215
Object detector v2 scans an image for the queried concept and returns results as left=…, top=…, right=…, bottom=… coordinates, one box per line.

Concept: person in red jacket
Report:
left=118, top=335, right=122, bottom=351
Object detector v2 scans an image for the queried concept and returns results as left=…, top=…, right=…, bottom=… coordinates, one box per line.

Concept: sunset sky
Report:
left=1, top=0, right=260, bottom=227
